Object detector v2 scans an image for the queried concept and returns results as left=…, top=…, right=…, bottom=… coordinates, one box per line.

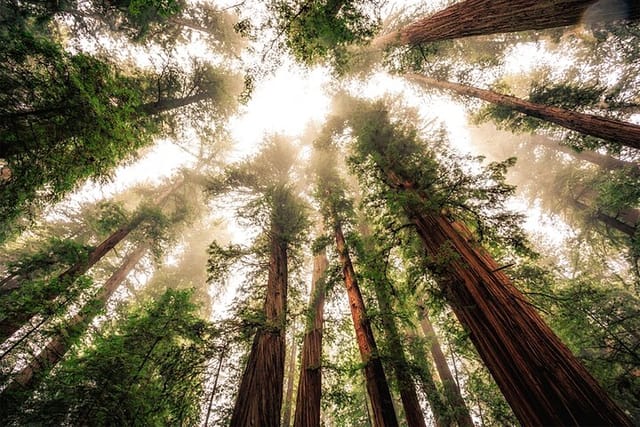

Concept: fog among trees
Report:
left=1, top=0, right=639, bottom=425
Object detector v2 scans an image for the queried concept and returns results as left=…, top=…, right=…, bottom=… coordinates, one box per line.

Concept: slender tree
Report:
left=418, top=307, right=474, bottom=427
left=408, top=74, right=640, bottom=151
left=311, top=145, right=398, bottom=427
left=372, top=0, right=640, bottom=49
left=209, top=136, right=307, bottom=427
left=341, top=98, right=632, bottom=426
left=0, top=179, right=182, bottom=344
left=293, top=245, right=328, bottom=427
left=359, top=227, right=427, bottom=427
left=282, top=332, right=298, bottom=427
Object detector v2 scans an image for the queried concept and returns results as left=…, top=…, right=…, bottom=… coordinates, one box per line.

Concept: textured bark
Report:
left=230, top=227, right=288, bottom=427
left=0, top=180, right=181, bottom=344
left=293, top=250, right=328, bottom=427
left=419, top=311, right=474, bottom=427
left=373, top=0, right=640, bottom=48
left=334, top=223, right=399, bottom=427
left=0, top=244, right=148, bottom=401
left=409, top=74, right=640, bottom=151
left=382, top=167, right=632, bottom=425
left=282, top=334, right=297, bottom=427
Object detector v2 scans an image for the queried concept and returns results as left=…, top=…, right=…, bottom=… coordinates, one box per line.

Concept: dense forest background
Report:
left=1, top=0, right=640, bottom=425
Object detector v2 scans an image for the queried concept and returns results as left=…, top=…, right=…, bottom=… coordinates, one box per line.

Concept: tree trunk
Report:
left=359, top=230, right=426, bottom=427
left=372, top=0, right=640, bottom=48
left=230, top=225, right=288, bottom=427
left=406, top=326, right=448, bottom=427
left=0, top=244, right=148, bottom=403
left=408, top=74, right=640, bottom=151
left=381, top=164, right=632, bottom=425
left=137, top=92, right=213, bottom=116
left=418, top=308, right=474, bottom=427
left=528, top=134, right=640, bottom=172
left=283, top=333, right=297, bottom=427
left=293, top=250, right=328, bottom=427
left=334, top=222, right=399, bottom=427
left=205, top=346, right=228, bottom=426
left=0, top=179, right=181, bottom=344
left=572, top=199, right=637, bottom=237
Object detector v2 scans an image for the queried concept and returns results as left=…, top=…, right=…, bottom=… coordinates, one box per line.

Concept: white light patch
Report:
left=228, top=65, right=331, bottom=159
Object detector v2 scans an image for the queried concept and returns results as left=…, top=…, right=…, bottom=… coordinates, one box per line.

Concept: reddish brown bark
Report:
left=384, top=169, right=632, bottom=425
left=230, top=227, right=288, bottom=427
left=334, top=223, right=399, bottom=427
left=293, top=250, right=328, bottom=427
left=409, top=74, right=640, bottom=151
left=372, top=0, right=640, bottom=48
left=419, top=310, right=474, bottom=427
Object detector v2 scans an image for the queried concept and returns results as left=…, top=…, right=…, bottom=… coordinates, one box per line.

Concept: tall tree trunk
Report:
left=293, top=250, right=328, bottom=427
left=283, top=333, right=298, bottom=427
left=205, top=345, right=228, bottom=426
left=572, top=199, right=637, bottom=236
left=0, top=244, right=148, bottom=408
left=230, top=225, right=288, bottom=427
left=408, top=74, right=640, bottom=151
left=359, top=230, right=426, bottom=427
left=528, top=134, right=640, bottom=172
left=0, top=179, right=181, bottom=344
left=372, top=0, right=640, bottom=48
left=137, top=92, right=213, bottom=116
left=334, top=222, right=399, bottom=427
left=383, top=167, right=632, bottom=425
left=406, top=326, right=448, bottom=427
left=418, top=308, right=474, bottom=427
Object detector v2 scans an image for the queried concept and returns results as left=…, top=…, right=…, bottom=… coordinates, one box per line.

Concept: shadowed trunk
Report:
left=418, top=308, right=474, bottom=427
left=373, top=0, right=640, bottom=48
left=359, top=230, right=426, bottom=427
left=205, top=346, right=228, bottom=427
left=572, top=199, right=637, bottom=237
left=293, top=250, right=328, bottom=427
left=408, top=74, right=640, bottom=151
left=0, top=179, right=181, bottom=344
left=230, top=224, right=288, bottom=427
left=411, top=212, right=631, bottom=425
left=334, top=222, right=399, bottom=427
left=0, top=243, right=148, bottom=412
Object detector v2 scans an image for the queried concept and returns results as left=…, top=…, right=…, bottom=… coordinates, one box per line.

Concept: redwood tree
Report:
left=209, top=136, right=308, bottom=427
left=372, top=0, right=640, bottom=49
left=311, top=145, right=398, bottom=427
left=407, top=74, right=640, bottom=151
left=293, top=246, right=328, bottom=427
left=340, top=98, right=632, bottom=426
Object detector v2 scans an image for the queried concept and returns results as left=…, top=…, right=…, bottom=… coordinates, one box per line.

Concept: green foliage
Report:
left=0, top=28, right=156, bottom=241
left=14, top=289, right=217, bottom=426
left=268, top=0, right=380, bottom=67
left=1, top=238, right=92, bottom=285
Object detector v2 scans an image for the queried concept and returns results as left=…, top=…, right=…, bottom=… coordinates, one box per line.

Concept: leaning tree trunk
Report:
left=572, top=199, right=637, bottom=237
left=418, top=307, right=474, bottom=427
left=293, top=250, right=328, bottom=427
left=230, top=224, right=288, bottom=427
left=408, top=74, right=640, bottom=151
left=372, top=0, right=640, bottom=48
left=0, top=179, right=181, bottom=344
left=360, top=231, right=426, bottom=427
left=0, top=243, right=148, bottom=415
left=334, top=222, right=399, bottom=427
left=528, top=134, right=640, bottom=172
left=383, top=168, right=632, bottom=425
